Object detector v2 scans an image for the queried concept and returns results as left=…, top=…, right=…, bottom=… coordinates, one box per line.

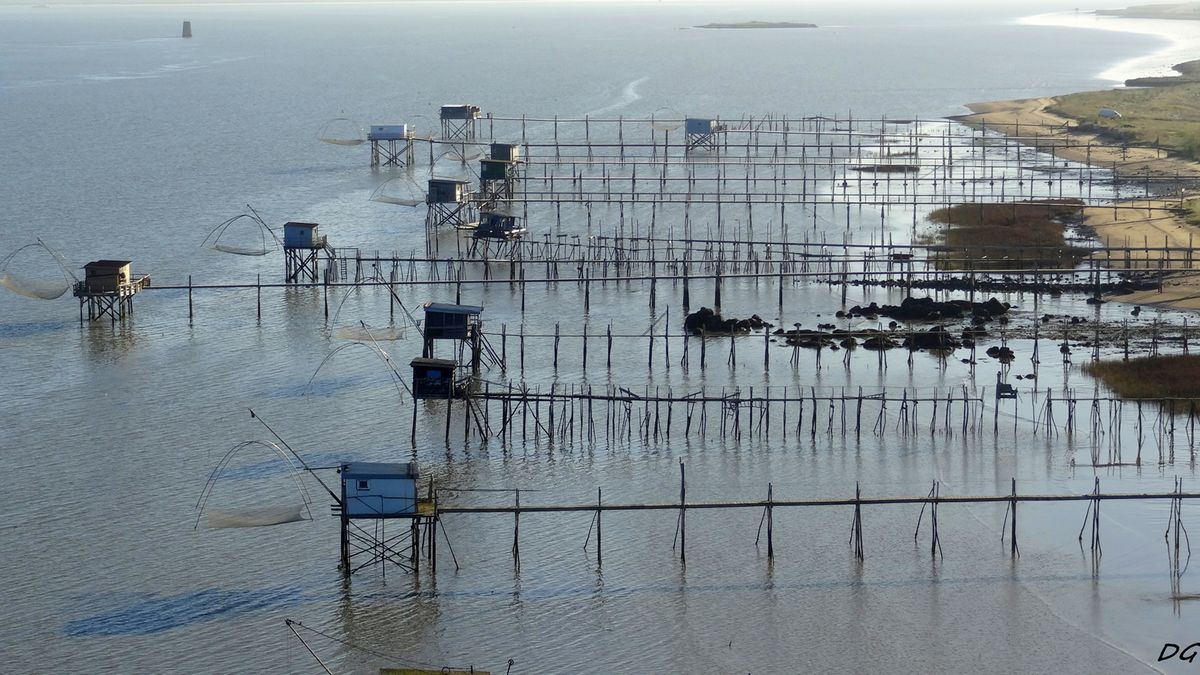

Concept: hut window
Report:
left=357, top=479, right=370, bottom=491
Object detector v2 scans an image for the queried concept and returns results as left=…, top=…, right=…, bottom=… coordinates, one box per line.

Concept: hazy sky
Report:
left=0, top=0, right=1132, bottom=7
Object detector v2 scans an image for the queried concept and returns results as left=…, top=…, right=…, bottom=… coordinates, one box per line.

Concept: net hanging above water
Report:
left=369, top=175, right=426, bottom=207
left=650, top=107, right=683, bottom=132
left=318, top=116, right=366, bottom=146
left=205, top=504, right=308, bottom=529
left=201, top=207, right=280, bottom=256
left=0, top=239, right=79, bottom=300
left=194, top=440, right=314, bottom=530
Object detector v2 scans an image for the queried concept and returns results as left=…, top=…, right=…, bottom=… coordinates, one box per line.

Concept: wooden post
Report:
left=187, top=275, right=193, bottom=321
left=513, top=489, right=521, bottom=570
left=596, top=487, right=603, bottom=567
left=607, top=323, right=613, bottom=368
left=1010, top=477, right=1018, bottom=557
left=340, top=513, right=350, bottom=576
left=410, top=397, right=418, bottom=447
left=444, top=388, right=453, bottom=444
left=679, top=460, right=686, bottom=561
left=767, top=482, right=774, bottom=558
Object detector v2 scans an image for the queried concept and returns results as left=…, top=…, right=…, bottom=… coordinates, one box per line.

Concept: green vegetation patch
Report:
left=924, top=200, right=1090, bottom=270
left=1049, top=70, right=1200, bottom=159
left=1187, top=198, right=1200, bottom=226
left=1085, top=354, right=1200, bottom=408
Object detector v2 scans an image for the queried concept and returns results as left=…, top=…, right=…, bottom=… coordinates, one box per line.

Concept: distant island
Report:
left=1124, top=58, right=1200, bottom=86
left=694, top=21, right=817, bottom=30
left=1096, top=2, right=1200, bottom=20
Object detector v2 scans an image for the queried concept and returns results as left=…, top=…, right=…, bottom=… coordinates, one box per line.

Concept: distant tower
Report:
left=367, top=124, right=414, bottom=168
left=182, top=21, right=192, bottom=38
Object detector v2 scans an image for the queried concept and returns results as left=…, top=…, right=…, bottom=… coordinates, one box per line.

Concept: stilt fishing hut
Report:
left=478, top=142, right=522, bottom=205
left=336, top=462, right=429, bottom=576
left=73, top=259, right=149, bottom=323
left=367, top=124, right=414, bottom=167
left=685, top=117, right=722, bottom=152
left=422, top=302, right=483, bottom=375
left=425, top=178, right=478, bottom=233
left=282, top=222, right=327, bottom=283
left=439, top=104, right=481, bottom=141
left=410, top=357, right=459, bottom=399
left=475, top=209, right=526, bottom=240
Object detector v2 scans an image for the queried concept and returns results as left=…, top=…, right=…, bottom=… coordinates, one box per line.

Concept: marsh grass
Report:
left=1085, top=354, right=1200, bottom=410
left=924, top=199, right=1091, bottom=270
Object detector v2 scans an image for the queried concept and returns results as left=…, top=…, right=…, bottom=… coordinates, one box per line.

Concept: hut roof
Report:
left=410, top=357, right=458, bottom=368
left=84, top=260, right=131, bottom=269
left=424, top=302, right=483, bottom=315
left=341, top=462, right=419, bottom=479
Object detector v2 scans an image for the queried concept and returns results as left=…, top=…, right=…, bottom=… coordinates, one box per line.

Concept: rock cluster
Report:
left=837, top=296, right=1009, bottom=323
left=683, top=307, right=771, bottom=335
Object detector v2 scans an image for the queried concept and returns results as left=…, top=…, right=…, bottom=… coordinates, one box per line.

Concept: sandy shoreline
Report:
left=951, top=12, right=1200, bottom=311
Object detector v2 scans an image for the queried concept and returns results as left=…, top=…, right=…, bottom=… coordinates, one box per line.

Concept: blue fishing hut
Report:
left=337, top=462, right=428, bottom=576
left=283, top=222, right=323, bottom=248
left=685, top=117, right=722, bottom=152
left=340, top=462, right=419, bottom=517
left=282, top=222, right=327, bottom=283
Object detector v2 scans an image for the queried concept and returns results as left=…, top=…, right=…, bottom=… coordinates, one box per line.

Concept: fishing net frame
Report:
left=317, top=116, right=366, bottom=146
left=194, top=440, right=314, bottom=530
left=650, top=107, right=684, bottom=132
left=0, top=238, right=80, bottom=300
left=201, top=205, right=281, bottom=257
left=305, top=335, right=414, bottom=401
left=368, top=175, right=426, bottom=207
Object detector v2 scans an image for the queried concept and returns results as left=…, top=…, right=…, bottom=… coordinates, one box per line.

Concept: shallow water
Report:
left=0, top=2, right=1197, bottom=673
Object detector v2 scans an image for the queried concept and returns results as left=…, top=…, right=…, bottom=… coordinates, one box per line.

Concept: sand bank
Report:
left=955, top=100, right=1200, bottom=309
left=958, top=92, right=1200, bottom=308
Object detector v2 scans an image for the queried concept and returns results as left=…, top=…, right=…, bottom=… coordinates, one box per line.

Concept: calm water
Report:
left=1, top=2, right=1197, bottom=673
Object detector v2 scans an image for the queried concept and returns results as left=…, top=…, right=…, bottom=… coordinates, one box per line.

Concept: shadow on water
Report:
left=63, top=586, right=308, bottom=637
left=0, top=318, right=74, bottom=339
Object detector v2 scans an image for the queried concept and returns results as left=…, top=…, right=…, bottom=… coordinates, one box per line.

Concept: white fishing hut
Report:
left=368, top=124, right=415, bottom=167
